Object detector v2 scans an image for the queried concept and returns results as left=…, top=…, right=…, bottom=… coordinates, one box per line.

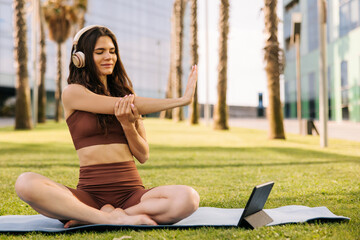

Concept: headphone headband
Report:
left=73, top=25, right=105, bottom=46
left=71, top=25, right=115, bottom=68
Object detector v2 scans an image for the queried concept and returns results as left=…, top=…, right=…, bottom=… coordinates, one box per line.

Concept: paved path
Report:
left=2, top=117, right=360, bottom=142
left=228, top=118, right=360, bottom=142
left=0, top=118, right=14, bottom=128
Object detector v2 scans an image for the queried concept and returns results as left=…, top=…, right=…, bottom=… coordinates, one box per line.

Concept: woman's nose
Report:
left=104, top=51, right=111, bottom=59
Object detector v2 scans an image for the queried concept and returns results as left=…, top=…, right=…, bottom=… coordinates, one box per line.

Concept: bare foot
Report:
left=64, top=205, right=156, bottom=228
left=64, top=204, right=116, bottom=228
left=109, top=208, right=157, bottom=226
left=64, top=219, right=90, bottom=228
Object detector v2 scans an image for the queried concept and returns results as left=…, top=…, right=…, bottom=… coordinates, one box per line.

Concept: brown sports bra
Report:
left=66, top=110, right=128, bottom=150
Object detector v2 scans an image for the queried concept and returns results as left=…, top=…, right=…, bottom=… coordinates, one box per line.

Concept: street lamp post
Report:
left=204, top=0, right=210, bottom=125
left=318, top=0, right=328, bottom=147
left=31, top=0, right=39, bottom=126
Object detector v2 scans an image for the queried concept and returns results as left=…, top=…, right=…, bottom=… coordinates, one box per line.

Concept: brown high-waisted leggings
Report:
left=60, top=161, right=151, bottom=223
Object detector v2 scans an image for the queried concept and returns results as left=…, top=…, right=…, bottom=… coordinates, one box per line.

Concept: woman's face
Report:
left=93, top=36, right=117, bottom=81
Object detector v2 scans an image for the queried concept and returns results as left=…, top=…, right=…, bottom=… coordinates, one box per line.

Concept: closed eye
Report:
left=94, top=48, right=116, bottom=55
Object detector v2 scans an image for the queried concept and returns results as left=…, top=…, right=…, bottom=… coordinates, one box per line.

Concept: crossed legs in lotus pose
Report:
left=15, top=172, right=200, bottom=227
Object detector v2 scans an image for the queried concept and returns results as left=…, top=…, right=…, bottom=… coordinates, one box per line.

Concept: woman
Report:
left=15, top=25, right=199, bottom=227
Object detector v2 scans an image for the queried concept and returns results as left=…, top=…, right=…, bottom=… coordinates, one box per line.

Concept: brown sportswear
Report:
left=60, top=161, right=151, bottom=224
left=61, top=110, right=151, bottom=224
left=66, top=110, right=128, bottom=150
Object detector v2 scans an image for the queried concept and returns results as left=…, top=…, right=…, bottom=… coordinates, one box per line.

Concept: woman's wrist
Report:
left=121, top=121, right=136, bottom=130
left=179, top=96, right=191, bottom=106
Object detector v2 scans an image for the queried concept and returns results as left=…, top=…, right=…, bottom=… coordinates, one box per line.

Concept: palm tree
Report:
left=160, top=2, right=177, bottom=120
left=38, top=1, right=47, bottom=123
left=74, top=0, right=87, bottom=30
left=43, top=0, right=77, bottom=122
left=189, top=0, right=199, bottom=124
left=160, top=72, right=173, bottom=119
left=213, top=0, right=230, bottom=130
left=172, top=0, right=185, bottom=122
left=13, top=0, right=32, bottom=129
left=263, top=0, right=285, bottom=139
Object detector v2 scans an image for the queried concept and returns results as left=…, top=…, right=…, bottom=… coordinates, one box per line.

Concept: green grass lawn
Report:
left=0, top=119, right=359, bottom=239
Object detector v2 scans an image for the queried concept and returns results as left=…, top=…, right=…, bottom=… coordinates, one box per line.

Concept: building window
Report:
left=284, top=1, right=300, bottom=49
left=341, top=60, right=350, bottom=120
left=308, top=72, right=316, bottom=119
left=327, top=0, right=331, bottom=43
left=339, top=0, right=360, bottom=37
left=307, top=0, right=319, bottom=52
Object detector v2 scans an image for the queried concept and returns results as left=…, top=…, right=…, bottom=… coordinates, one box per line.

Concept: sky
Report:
left=196, top=0, right=284, bottom=107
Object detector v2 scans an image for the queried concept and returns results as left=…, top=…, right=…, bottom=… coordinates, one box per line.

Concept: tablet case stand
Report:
left=238, top=181, right=275, bottom=229
left=242, top=209, right=273, bottom=229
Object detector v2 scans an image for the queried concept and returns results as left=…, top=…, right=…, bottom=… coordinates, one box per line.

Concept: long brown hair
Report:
left=68, top=26, right=134, bottom=132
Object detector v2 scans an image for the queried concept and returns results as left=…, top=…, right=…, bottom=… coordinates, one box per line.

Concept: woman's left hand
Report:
left=182, top=65, right=198, bottom=105
left=114, top=94, right=140, bottom=125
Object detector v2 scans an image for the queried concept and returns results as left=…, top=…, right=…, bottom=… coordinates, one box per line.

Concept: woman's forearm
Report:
left=121, top=123, right=149, bottom=164
left=132, top=65, right=197, bottom=115
left=63, top=65, right=197, bottom=116
left=133, top=96, right=189, bottom=115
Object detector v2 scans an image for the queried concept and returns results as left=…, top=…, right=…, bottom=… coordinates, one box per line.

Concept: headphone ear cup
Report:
left=72, top=51, right=85, bottom=68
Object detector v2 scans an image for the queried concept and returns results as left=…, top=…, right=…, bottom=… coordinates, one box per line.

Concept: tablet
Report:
left=238, top=181, right=274, bottom=228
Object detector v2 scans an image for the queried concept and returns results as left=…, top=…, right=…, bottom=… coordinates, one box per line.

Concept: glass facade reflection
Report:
left=0, top=0, right=191, bottom=117
left=307, top=0, right=319, bottom=52
left=283, top=0, right=360, bottom=122
left=86, top=0, right=173, bottom=98
left=339, top=0, right=360, bottom=37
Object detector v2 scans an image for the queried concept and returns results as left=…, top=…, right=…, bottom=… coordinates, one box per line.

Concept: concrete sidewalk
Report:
left=228, top=118, right=360, bottom=142
left=2, top=117, right=360, bottom=142
left=0, top=118, right=14, bottom=128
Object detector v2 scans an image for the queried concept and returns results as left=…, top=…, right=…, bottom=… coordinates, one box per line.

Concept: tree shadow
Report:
left=0, top=142, right=78, bottom=168
left=1, top=142, right=359, bottom=170
left=139, top=145, right=360, bottom=170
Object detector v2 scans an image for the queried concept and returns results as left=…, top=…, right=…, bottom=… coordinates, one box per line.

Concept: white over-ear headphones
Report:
left=72, top=25, right=114, bottom=68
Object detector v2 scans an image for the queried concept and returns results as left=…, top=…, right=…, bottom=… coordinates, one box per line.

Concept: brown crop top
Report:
left=66, top=110, right=128, bottom=150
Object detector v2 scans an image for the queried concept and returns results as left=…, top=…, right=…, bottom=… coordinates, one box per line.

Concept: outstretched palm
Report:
left=182, top=65, right=198, bottom=104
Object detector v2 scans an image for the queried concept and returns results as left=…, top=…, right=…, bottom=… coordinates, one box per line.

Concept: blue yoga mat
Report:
left=0, top=205, right=349, bottom=233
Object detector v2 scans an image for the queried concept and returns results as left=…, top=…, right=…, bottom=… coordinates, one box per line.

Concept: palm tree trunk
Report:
left=54, top=42, right=62, bottom=122
left=13, top=0, right=32, bottom=129
left=263, top=0, right=285, bottom=139
left=189, top=0, right=199, bottom=124
left=172, top=0, right=185, bottom=122
left=38, top=2, right=47, bottom=123
left=160, top=71, right=173, bottom=119
left=74, top=0, right=88, bottom=31
left=213, top=0, right=229, bottom=130
left=160, top=3, right=177, bottom=120
left=43, top=0, right=78, bottom=122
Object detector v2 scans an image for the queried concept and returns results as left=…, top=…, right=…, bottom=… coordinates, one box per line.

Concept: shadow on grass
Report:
left=1, top=142, right=359, bottom=170
left=268, top=190, right=360, bottom=206
left=139, top=160, right=359, bottom=170
left=138, top=145, right=360, bottom=170
left=0, top=142, right=74, bottom=154
left=0, top=142, right=78, bottom=169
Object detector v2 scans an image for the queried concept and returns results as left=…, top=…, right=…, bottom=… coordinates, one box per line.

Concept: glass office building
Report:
left=283, top=0, right=360, bottom=122
left=0, top=0, right=190, bottom=117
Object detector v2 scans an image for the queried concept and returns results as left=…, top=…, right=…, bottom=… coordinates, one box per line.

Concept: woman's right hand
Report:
left=114, top=94, right=140, bottom=125
left=181, top=65, right=198, bottom=105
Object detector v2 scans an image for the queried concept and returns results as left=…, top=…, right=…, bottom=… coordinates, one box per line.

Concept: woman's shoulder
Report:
left=62, top=84, right=88, bottom=100
left=63, top=83, right=86, bottom=93
left=62, top=84, right=89, bottom=115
